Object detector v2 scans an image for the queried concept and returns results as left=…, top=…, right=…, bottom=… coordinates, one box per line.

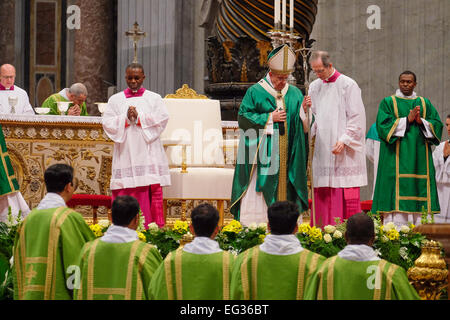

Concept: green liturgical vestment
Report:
left=13, top=207, right=95, bottom=300
left=149, top=248, right=235, bottom=300
left=74, top=239, right=162, bottom=300
left=372, top=96, right=443, bottom=215
left=303, top=256, right=420, bottom=300
left=0, top=124, right=20, bottom=196
left=40, top=93, right=89, bottom=116
left=230, top=246, right=325, bottom=300
left=230, top=80, right=309, bottom=220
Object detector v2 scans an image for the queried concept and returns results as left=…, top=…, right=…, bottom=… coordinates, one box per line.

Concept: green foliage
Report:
left=215, top=223, right=267, bottom=255
left=143, top=224, right=187, bottom=259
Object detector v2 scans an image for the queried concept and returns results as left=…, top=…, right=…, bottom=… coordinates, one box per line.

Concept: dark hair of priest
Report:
left=190, top=203, right=220, bottom=238
left=111, top=195, right=140, bottom=227
left=267, top=201, right=300, bottom=235
left=44, top=163, right=74, bottom=193
left=345, top=212, right=375, bottom=245
left=126, top=62, right=145, bottom=73
left=399, top=70, right=417, bottom=82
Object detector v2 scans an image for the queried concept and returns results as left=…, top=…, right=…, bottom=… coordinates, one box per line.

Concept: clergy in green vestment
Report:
left=230, top=44, right=311, bottom=226
left=230, top=201, right=325, bottom=300
left=372, top=71, right=443, bottom=226
left=149, top=203, right=235, bottom=300
left=74, top=195, right=162, bottom=300
left=304, top=213, right=420, bottom=300
left=13, top=164, right=95, bottom=300
left=40, top=83, right=89, bottom=116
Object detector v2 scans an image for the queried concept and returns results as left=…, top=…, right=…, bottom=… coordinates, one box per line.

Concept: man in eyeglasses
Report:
left=0, top=64, right=34, bottom=114
left=306, top=51, right=367, bottom=228
left=103, top=63, right=170, bottom=229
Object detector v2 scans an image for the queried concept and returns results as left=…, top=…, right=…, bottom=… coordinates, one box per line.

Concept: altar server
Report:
left=304, top=212, right=420, bottom=300
left=230, top=201, right=325, bottom=300
left=13, top=164, right=95, bottom=300
left=0, top=64, right=34, bottom=115
left=103, top=63, right=170, bottom=228
left=74, top=195, right=162, bottom=300
left=149, top=203, right=234, bottom=300
left=432, top=114, right=450, bottom=223
left=306, top=51, right=367, bottom=227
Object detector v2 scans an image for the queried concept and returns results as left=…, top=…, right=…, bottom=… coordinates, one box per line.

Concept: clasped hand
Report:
left=408, top=106, right=423, bottom=124
left=67, top=104, right=81, bottom=116
left=127, top=106, right=138, bottom=122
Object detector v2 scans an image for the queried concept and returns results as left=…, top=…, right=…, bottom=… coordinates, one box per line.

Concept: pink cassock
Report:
left=112, top=184, right=164, bottom=228
left=311, top=187, right=361, bottom=227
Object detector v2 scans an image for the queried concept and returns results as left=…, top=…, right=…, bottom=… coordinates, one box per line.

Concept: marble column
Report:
left=73, top=0, right=115, bottom=115
left=0, top=0, right=16, bottom=65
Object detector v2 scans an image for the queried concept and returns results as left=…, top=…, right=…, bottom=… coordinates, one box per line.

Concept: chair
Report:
left=67, top=194, right=112, bottom=224
left=161, top=85, right=235, bottom=226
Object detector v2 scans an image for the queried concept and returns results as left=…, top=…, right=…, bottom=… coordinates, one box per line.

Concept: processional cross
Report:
left=125, top=22, right=147, bottom=63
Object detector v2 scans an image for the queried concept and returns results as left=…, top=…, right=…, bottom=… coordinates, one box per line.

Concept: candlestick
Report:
left=290, top=0, right=294, bottom=30
left=282, top=0, right=286, bottom=30
left=274, top=0, right=280, bottom=27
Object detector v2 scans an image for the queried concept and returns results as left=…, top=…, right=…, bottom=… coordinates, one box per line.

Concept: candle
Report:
left=274, top=0, right=280, bottom=27
left=290, top=0, right=294, bottom=30
left=282, top=0, right=286, bottom=29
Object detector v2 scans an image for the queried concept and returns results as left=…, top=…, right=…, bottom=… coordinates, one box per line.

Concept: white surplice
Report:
left=101, top=224, right=138, bottom=243
left=338, top=244, right=380, bottom=261
left=432, top=141, right=450, bottom=223
left=309, top=72, right=367, bottom=188
left=0, top=86, right=35, bottom=115
left=365, top=137, right=380, bottom=199
left=259, top=234, right=304, bottom=255
left=102, top=90, right=171, bottom=190
left=36, top=192, right=66, bottom=210
left=183, top=237, right=223, bottom=254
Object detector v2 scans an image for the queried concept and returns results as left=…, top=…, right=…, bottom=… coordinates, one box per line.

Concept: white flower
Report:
left=323, top=234, right=332, bottom=243
left=248, top=223, right=257, bottom=231
left=258, top=223, right=267, bottom=231
left=383, top=222, right=396, bottom=232
left=98, top=219, right=110, bottom=228
left=333, top=230, right=342, bottom=239
left=324, top=225, right=336, bottom=234
left=374, top=249, right=382, bottom=258
left=399, top=247, right=408, bottom=260
left=400, top=225, right=410, bottom=234
left=148, top=222, right=159, bottom=232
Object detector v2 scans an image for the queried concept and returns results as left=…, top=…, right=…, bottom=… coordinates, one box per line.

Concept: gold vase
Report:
left=407, top=240, right=448, bottom=300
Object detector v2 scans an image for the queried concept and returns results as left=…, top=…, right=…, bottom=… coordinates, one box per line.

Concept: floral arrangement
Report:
left=215, top=221, right=267, bottom=255
left=142, top=221, right=190, bottom=258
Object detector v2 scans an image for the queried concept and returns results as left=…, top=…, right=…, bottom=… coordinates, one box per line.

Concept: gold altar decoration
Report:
left=407, top=240, right=448, bottom=300
left=164, top=84, right=208, bottom=99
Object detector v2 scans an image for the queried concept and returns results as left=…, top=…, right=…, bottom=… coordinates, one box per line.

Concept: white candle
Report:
left=290, top=0, right=294, bottom=29
left=282, top=0, right=286, bottom=29
left=274, top=0, right=280, bottom=27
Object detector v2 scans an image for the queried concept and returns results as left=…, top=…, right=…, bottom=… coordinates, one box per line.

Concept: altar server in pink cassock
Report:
left=103, top=63, right=170, bottom=228
left=306, top=51, right=367, bottom=227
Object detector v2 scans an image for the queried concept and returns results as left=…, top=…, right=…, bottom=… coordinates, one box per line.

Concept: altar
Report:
left=0, top=113, right=239, bottom=223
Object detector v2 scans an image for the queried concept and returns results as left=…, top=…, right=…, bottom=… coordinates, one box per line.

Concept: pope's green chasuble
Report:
left=74, top=239, right=162, bottom=300
left=0, top=124, right=20, bottom=196
left=149, top=248, right=235, bottom=300
left=372, top=96, right=443, bottom=215
left=230, top=80, right=309, bottom=220
left=13, top=207, right=95, bottom=300
left=40, top=93, right=89, bottom=116
left=303, top=256, right=420, bottom=300
left=230, top=246, right=325, bottom=300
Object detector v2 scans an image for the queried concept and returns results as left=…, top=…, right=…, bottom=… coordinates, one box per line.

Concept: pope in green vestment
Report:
left=230, top=45, right=310, bottom=223
left=303, top=255, right=420, bottom=300
left=230, top=245, right=325, bottom=300
left=40, top=88, right=89, bottom=116
left=74, top=238, right=162, bottom=300
left=13, top=207, right=95, bottom=300
left=372, top=92, right=443, bottom=216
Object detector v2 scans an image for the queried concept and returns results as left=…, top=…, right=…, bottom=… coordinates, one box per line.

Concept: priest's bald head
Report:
left=345, top=212, right=375, bottom=246
left=0, top=64, right=16, bottom=89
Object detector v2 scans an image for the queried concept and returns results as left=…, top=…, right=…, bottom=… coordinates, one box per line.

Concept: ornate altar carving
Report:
left=1, top=114, right=113, bottom=215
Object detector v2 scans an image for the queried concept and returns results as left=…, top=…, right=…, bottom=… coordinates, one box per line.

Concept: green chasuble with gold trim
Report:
left=0, top=124, right=20, bottom=196
left=230, top=80, right=309, bottom=220
left=149, top=248, right=235, bottom=300
left=40, top=93, right=89, bottom=116
left=372, top=96, right=443, bottom=215
left=303, top=256, right=420, bottom=300
left=74, top=239, right=162, bottom=300
left=230, top=246, right=325, bottom=300
left=13, top=207, right=95, bottom=300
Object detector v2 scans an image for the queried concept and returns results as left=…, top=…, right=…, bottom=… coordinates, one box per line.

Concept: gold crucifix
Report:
left=125, top=22, right=147, bottom=63
left=25, top=265, right=37, bottom=285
